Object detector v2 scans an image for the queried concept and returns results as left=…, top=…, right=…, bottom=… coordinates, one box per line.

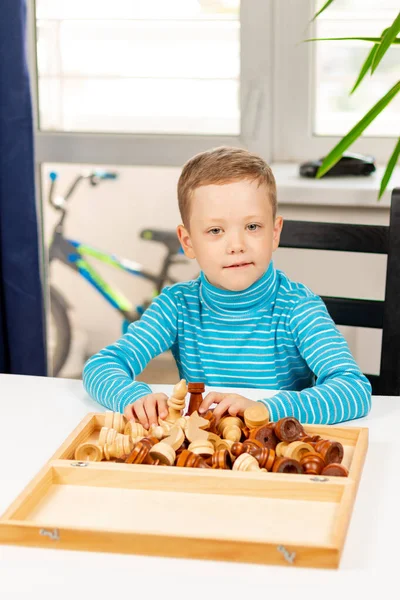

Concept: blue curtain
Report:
left=0, top=0, right=47, bottom=375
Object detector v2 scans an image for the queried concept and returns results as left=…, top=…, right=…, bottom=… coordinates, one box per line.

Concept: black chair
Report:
left=279, top=187, right=400, bottom=396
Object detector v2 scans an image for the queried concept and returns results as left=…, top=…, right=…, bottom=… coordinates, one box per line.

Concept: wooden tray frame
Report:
left=0, top=412, right=368, bottom=569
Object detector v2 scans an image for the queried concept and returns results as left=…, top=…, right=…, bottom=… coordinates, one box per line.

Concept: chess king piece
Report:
left=186, top=382, right=205, bottom=416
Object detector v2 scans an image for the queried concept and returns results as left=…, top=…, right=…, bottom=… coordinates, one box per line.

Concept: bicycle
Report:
left=47, top=169, right=190, bottom=376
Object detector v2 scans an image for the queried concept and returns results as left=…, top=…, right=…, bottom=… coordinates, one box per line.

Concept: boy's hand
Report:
left=199, top=392, right=257, bottom=422
left=123, top=393, right=169, bottom=429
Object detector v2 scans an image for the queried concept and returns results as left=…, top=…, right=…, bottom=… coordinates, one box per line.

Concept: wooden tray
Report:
left=0, top=412, right=368, bottom=569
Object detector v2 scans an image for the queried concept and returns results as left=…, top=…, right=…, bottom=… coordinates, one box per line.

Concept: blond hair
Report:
left=177, top=146, right=277, bottom=228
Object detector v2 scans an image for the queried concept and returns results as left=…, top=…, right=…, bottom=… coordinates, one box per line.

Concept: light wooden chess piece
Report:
left=163, top=425, right=185, bottom=451
left=74, top=442, right=103, bottom=462
left=124, top=421, right=148, bottom=439
left=104, top=434, right=133, bottom=460
left=186, top=411, right=210, bottom=442
left=149, top=442, right=176, bottom=466
left=98, top=427, right=118, bottom=447
left=166, top=379, right=188, bottom=424
left=188, top=439, right=214, bottom=458
left=104, top=410, right=126, bottom=433
left=232, top=453, right=266, bottom=472
left=243, top=403, right=269, bottom=429
left=217, top=416, right=244, bottom=442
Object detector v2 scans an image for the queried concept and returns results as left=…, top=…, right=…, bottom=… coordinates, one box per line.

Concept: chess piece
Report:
left=166, top=379, right=188, bottom=423
left=275, top=441, right=289, bottom=457
left=206, top=449, right=232, bottom=469
left=232, top=453, right=266, bottom=472
left=104, top=434, right=133, bottom=461
left=185, top=411, right=210, bottom=442
left=274, top=417, right=304, bottom=442
left=311, top=440, right=344, bottom=465
left=249, top=424, right=279, bottom=449
left=104, top=410, right=114, bottom=429
left=124, top=421, right=148, bottom=439
left=98, top=426, right=117, bottom=447
left=217, top=416, right=243, bottom=442
left=157, top=419, right=174, bottom=436
left=231, top=441, right=275, bottom=470
left=75, top=442, right=103, bottom=462
left=207, top=432, right=223, bottom=449
left=163, top=424, right=185, bottom=451
left=188, top=439, right=214, bottom=457
left=176, top=449, right=210, bottom=468
left=125, top=437, right=159, bottom=465
left=321, top=463, right=349, bottom=477
left=186, top=382, right=205, bottom=416
left=272, top=457, right=303, bottom=474
left=148, top=423, right=165, bottom=440
left=300, top=452, right=325, bottom=475
left=243, top=403, right=269, bottom=429
left=282, top=441, right=315, bottom=462
left=149, top=441, right=176, bottom=466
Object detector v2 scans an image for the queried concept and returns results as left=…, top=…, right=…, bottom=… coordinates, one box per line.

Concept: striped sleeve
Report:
left=260, top=296, right=372, bottom=424
left=82, top=288, right=178, bottom=412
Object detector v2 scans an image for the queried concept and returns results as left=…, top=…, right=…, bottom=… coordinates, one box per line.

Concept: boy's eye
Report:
left=247, top=223, right=260, bottom=231
left=208, top=227, right=222, bottom=235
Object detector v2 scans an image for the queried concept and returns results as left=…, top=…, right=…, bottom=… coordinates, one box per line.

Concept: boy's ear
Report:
left=176, top=224, right=196, bottom=259
left=272, top=216, right=284, bottom=252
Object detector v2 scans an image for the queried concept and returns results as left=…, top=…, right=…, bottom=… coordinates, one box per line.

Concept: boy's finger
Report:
left=144, top=397, right=158, bottom=428
left=212, top=398, right=232, bottom=422
left=157, top=396, right=169, bottom=420
left=228, top=403, right=241, bottom=417
left=133, top=402, right=149, bottom=430
left=199, top=392, right=225, bottom=413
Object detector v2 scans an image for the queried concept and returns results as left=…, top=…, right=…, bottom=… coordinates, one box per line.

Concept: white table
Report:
left=0, top=374, right=399, bottom=600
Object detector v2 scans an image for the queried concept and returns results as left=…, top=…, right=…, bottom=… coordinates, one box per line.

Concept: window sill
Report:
left=270, top=163, right=400, bottom=209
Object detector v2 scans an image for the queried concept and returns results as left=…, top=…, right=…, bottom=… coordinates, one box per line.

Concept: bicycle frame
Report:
left=49, top=229, right=180, bottom=322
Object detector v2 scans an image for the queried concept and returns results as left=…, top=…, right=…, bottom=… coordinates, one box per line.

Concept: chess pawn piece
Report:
left=124, top=421, right=148, bottom=439
left=125, top=437, right=159, bottom=465
left=218, top=416, right=243, bottom=442
left=321, top=463, right=349, bottom=477
left=283, top=441, right=315, bottom=462
left=274, top=417, right=304, bottom=442
left=149, top=441, right=176, bottom=466
left=188, top=439, right=214, bottom=458
left=312, top=440, right=344, bottom=465
left=98, top=426, right=118, bottom=447
left=148, top=423, right=165, bottom=440
left=300, top=452, right=325, bottom=475
left=186, top=382, right=205, bottom=416
left=166, top=379, right=188, bottom=423
left=176, top=449, right=210, bottom=468
left=232, top=453, right=266, bottom=472
left=75, top=442, right=103, bottom=462
left=104, top=435, right=128, bottom=460
left=231, top=441, right=275, bottom=470
left=271, top=457, right=303, bottom=474
left=206, top=449, right=233, bottom=469
left=243, top=403, right=269, bottom=429
left=275, top=441, right=289, bottom=457
left=249, top=424, right=279, bottom=449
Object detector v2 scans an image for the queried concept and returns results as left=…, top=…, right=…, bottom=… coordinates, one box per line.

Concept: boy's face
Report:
left=177, top=179, right=283, bottom=291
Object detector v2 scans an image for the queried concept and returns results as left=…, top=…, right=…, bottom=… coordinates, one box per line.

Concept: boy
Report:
left=83, top=146, right=371, bottom=428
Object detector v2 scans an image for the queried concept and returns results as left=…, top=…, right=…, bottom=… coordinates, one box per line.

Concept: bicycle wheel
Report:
left=49, top=285, right=72, bottom=376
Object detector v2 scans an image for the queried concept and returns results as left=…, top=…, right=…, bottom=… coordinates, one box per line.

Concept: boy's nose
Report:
left=226, top=234, right=246, bottom=254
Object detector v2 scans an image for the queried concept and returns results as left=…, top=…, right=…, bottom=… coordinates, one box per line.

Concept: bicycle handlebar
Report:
left=48, top=169, right=118, bottom=210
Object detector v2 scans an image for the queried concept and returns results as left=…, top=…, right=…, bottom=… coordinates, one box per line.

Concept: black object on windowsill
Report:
left=299, top=152, right=376, bottom=178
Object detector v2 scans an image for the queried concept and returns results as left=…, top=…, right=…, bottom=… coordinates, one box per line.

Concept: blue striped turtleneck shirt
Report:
left=82, top=261, right=372, bottom=424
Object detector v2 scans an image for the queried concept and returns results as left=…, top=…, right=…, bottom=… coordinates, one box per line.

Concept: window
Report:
left=273, top=0, right=399, bottom=163
left=36, top=0, right=240, bottom=135
left=314, top=0, right=400, bottom=137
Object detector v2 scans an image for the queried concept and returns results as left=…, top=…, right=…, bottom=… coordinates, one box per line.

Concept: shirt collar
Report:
left=199, top=261, right=277, bottom=316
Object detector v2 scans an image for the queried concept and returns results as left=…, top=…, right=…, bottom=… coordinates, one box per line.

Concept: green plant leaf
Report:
left=371, top=12, right=400, bottom=74
left=304, top=36, right=400, bottom=44
left=316, top=80, right=400, bottom=178
left=351, top=44, right=379, bottom=94
left=379, top=138, right=400, bottom=199
left=312, top=0, right=336, bottom=21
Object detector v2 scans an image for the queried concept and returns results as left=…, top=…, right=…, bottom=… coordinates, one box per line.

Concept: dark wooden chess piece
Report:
left=187, top=382, right=205, bottom=416
left=274, top=417, right=304, bottom=442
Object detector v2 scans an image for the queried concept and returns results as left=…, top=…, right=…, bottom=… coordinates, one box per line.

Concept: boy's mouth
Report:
left=224, top=262, right=253, bottom=269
